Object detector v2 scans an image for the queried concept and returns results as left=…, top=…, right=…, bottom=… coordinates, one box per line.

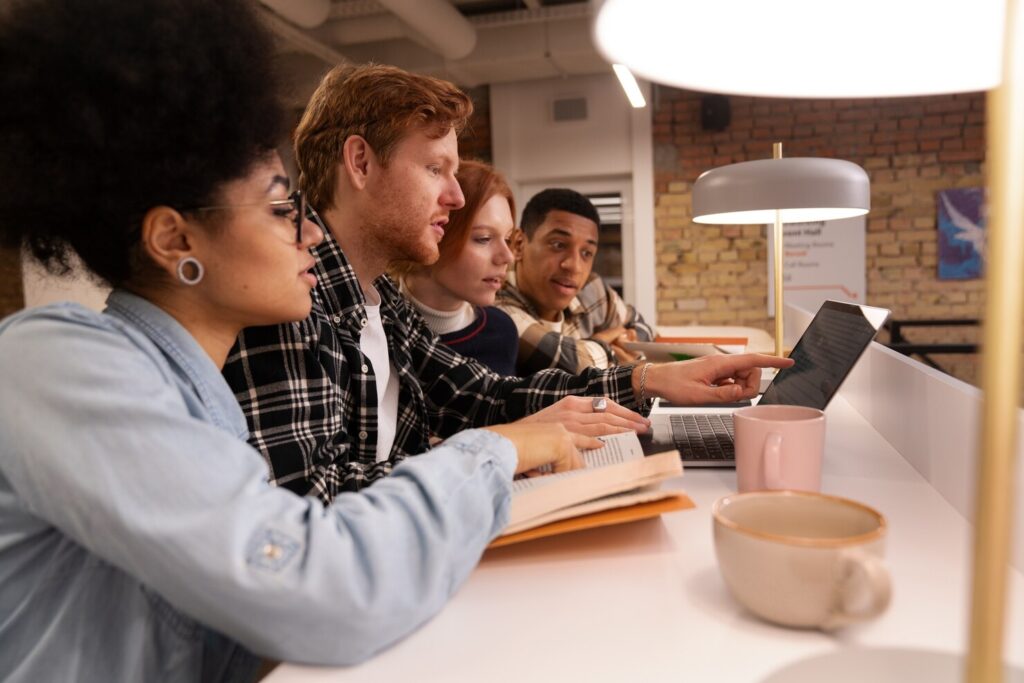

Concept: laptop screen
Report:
left=759, top=300, right=890, bottom=409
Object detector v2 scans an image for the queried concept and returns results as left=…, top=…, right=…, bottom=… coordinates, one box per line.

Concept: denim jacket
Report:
left=0, top=290, right=515, bottom=682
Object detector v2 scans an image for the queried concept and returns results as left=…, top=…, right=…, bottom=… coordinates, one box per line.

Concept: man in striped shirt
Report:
left=498, top=188, right=655, bottom=374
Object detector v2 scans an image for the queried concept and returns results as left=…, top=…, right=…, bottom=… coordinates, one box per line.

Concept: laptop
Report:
left=639, top=300, right=891, bottom=466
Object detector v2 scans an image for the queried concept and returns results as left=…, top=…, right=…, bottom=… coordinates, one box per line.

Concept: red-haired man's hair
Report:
left=294, top=63, right=473, bottom=211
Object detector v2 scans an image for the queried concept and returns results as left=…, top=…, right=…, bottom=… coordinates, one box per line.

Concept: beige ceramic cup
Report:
left=734, top=404, right=825, bottom=493
left=712, top=490, right=891, bottom=630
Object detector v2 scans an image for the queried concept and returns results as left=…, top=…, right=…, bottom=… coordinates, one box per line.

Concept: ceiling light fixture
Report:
left=612, top=64, right=646, bottom=108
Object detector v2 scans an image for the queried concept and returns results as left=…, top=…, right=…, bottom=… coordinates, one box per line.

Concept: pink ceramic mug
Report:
left=733, top=405, right=826, bottom=492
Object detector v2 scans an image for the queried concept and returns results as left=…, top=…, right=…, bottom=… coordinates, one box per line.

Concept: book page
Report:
left=511, top=431, right=643, bottom=493
left=506, top=431, right=682, bottom=532
left=502, top=485, right=682, bottom=535
left=492, top=490, right=694, bottom=546
left=582, top=431, right=644, bottom=467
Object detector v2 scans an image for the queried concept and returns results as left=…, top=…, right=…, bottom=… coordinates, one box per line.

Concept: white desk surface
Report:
left=268, top=396, right=1024, bottom=682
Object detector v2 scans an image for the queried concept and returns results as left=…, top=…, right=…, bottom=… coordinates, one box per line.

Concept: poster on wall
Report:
left=766, top=215, right=866, bottom=316
left=937, top=187, right=985, bottom=280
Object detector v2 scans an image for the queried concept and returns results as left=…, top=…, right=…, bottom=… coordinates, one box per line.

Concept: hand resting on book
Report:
left=497, top=431, right=687, bottom=540
left=518, top=395, right=650, bottom=437
left=483, top=422, right=598, bottom=475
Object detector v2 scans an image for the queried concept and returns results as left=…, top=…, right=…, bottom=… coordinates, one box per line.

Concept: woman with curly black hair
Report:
left=0, top=1, right=586, bottom=680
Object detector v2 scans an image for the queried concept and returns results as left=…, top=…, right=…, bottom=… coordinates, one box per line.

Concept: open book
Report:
left=491, top=431, right=690, bottom=547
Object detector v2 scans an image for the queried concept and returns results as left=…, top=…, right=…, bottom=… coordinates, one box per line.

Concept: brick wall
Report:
left=459, top=84, right=493, bottom=163
left=652, top=87, right=986, bottom=383
left=0, top=246, right=24, bottom=317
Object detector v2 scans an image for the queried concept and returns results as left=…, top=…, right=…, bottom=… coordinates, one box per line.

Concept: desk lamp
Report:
left=691, top=143, right=870, bottom=357
left=595, top=0, right=1018, bottom=680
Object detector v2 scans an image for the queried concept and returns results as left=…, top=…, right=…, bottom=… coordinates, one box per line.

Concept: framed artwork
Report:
left=937, top=187, right=985, bottom=280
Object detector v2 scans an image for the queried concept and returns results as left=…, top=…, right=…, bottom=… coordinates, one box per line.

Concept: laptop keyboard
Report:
left=669, top=414, right=735, bottom=462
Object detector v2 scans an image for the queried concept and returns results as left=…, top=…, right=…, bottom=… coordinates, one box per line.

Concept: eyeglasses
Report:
left=187, top=190, right=309, bottom=244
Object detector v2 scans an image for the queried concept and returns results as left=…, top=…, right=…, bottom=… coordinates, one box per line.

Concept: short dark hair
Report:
left=519, top=188, right=600, bottom=239
left=0, top=0, right=285, bottom=286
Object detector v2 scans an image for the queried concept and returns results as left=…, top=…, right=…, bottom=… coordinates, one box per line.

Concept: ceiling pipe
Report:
left=470, top=4, right=590, bottom=29
left=331, top=13, right=406, bottom=45
left=330, top=0, right=388, bottom=19
left=313, top=2, right=601, bottom=86
left=374, top=0, right=477, bottom=61
left=328, top=3, right=590, bottom=56
left=325, top=16, right=447, bottom=60
left=258, top=0, right=331, bottom=29
left=258, top=7, right=347, bottom=65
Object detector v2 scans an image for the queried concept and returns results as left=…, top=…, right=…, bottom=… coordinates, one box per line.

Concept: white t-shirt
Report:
left=537, top=314, right=564, bottom=333
left=360, top=286, right=400, bottom=463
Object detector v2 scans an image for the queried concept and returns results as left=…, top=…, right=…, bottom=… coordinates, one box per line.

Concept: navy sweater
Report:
left=440, top=306, right=519, bottom=376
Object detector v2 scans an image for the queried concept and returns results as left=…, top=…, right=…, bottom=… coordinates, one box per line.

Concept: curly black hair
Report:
left=0, top=0, right=285, bottom=286
left=520, top=188, right=601, bottom=239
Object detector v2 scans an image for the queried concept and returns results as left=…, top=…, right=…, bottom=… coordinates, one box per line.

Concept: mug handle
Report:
left=763, top=432, right=784, bottom=489
left=821, top=550, right=892, bottom=630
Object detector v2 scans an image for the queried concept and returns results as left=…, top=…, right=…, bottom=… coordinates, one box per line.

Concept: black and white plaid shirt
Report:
left=223, top=229, right=640, bottom=504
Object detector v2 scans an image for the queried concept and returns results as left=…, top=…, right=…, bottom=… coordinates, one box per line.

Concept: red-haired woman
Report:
left=401, top=159, right=520, bottom=374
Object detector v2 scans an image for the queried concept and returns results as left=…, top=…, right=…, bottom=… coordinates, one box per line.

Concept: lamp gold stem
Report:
left=967, top=0, right=1024, bottom=680
left=772, top=142, right=785, bottom=357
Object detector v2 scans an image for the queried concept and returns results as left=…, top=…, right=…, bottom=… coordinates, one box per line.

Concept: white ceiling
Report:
left=259, top=0, right=610, bottom=105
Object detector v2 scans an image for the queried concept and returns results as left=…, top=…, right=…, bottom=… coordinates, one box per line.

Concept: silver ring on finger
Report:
left=592, top=396, right=608, bottom=413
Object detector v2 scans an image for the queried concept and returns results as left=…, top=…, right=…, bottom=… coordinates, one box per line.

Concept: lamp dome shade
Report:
left=692, top=158, right=870, bottom=225
left=592, top=0, right=1004, bottom=98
